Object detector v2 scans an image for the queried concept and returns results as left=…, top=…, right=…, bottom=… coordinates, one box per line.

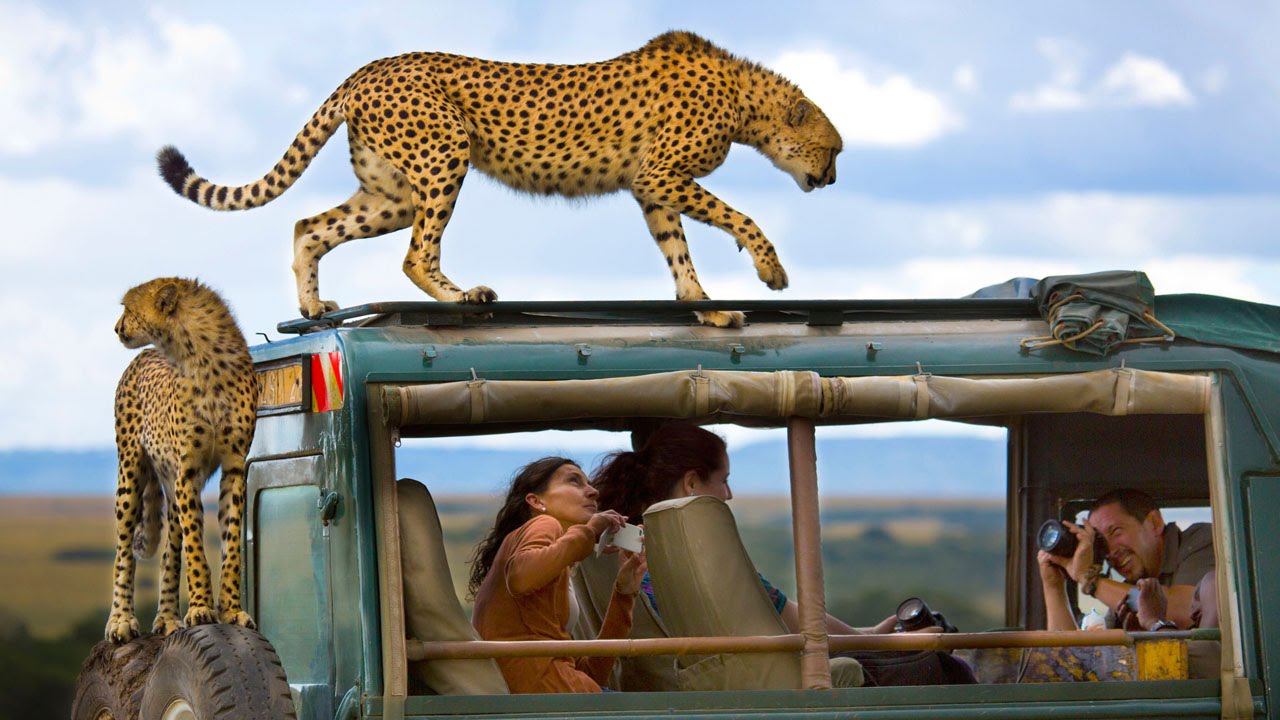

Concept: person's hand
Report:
left=614, top=549, right=648, bottom=596
left=1038, top=550, right=1068, bottom=590
left=1061, top=520, right=1099, bottom=584
left=1136, top=577, right=1170, bottom=630
left=586, top=510, right=626, bottom=539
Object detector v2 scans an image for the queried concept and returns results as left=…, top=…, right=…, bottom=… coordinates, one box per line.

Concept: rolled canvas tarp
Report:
left=384, top=368, right=1210, bottom=427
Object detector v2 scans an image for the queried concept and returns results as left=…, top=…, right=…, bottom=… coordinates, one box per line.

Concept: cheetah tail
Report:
left=156, top=88, right=346, bottom=212
left=133, top=478, right=162, bottom=560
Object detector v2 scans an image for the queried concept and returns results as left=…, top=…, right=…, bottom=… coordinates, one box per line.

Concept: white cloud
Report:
left=1010, top=86, right=1088, bottom=113
left=1011, top=38, right=1089, bottom=112
left=1100, top=53, right=1194, bottom=107
left=772, top=50, right=962, bottom=147
left=1011, top=38, right=1195, bottom=112
left=787, top=255, right=1279, bottom=307
left=0, top=3, right=83, bottom=154
left=0, top=5, right=251, bottom=155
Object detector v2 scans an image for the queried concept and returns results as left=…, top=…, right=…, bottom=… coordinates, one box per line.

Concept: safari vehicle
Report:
left=78, top=290, right=1280, bottom=719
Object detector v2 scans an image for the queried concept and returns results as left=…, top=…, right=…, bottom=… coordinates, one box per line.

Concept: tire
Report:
left=139, top=624, right=296, bottom=720
left=73, top=634, right=165, bottom=720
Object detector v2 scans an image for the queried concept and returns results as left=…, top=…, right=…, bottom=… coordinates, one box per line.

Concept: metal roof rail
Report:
left=275, top=298, right=1039, bottom=335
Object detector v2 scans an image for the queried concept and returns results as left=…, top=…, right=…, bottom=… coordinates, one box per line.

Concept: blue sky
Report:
left=1, top=1, right=1278, bottom=452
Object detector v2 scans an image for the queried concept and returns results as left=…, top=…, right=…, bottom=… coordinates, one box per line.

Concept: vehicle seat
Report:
left=573, top=552, right=678, bottom=690
left=397, top=478, right=509, bottom=695
left=643, top=495, right=862, bottom=690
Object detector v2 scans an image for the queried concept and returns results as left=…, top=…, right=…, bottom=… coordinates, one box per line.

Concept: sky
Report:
left=2, top=1, right=1279, bottom=454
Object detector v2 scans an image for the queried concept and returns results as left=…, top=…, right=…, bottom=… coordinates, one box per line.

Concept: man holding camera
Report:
left=1038, top=489, right=1214, bottom=631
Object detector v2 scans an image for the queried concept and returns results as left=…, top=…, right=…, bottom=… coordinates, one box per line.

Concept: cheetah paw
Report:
left=184, top=604, right=218, bottom=628
left=757, top=263, right=789, bottom=291
left=461, top=286, right=498, bottom=304
left=696, top=310, right=745, bottom=329
left=300, top=298, right=341, bottom=319
left=152, top=613, right=184, bottom=636
left=105, top=611, right=140, bottom=643
left=220, top=609, right=256, bottom=629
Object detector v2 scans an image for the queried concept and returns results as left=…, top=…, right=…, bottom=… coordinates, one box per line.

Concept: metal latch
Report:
left=318, top=491, right=341, bottom=525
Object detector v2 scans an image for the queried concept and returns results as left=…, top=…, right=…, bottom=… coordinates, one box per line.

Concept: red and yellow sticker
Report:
left=310, top=351, right=345, bottom=412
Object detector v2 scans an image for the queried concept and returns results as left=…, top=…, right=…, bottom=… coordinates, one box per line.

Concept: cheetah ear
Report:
left=155, top=282, right=179, bottom=316
left=788, top=98, right=812, bottom=127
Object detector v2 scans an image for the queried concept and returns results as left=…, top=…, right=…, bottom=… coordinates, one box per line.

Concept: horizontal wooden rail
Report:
left=409, top=634, right=805, bottom=661
left=829, top=630, right=1127, bottom=652
left=408, top=629, right=1222, bottom=662
left=828, top=629, right=1219, bottom=653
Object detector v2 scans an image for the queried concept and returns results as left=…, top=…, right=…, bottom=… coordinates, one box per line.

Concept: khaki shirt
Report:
left=1158, top=522, right=1215, bottom=588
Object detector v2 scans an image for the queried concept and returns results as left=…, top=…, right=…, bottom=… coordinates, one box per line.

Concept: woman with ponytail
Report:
left=591, top=423, right=977, bottom=686
left=470, top=457, right=647, bottom=693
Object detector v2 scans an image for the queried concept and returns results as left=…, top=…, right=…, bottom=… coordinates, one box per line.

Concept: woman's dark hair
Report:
left=468, top=456, right=578, bottom=599
left=592, top=423, right=727, bottom=520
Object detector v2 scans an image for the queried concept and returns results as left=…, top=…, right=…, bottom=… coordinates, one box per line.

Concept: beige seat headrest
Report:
left=644, top=496, right=790, bottom=639
left=643, top=495, right=800, bottom=690
left=397, top=478, right=508, bottom=695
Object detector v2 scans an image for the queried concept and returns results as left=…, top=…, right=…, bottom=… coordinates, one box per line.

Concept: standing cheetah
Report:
left=106, top=278, right=258, bottom=642
left=157, top=31, right=842, bottom=328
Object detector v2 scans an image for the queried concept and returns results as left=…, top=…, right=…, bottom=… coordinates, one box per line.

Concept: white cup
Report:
left=599, top=523, right=645, bottom=554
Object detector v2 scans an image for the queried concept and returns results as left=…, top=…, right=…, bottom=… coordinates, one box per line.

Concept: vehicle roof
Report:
left=274, top=294, right=1280, bottom=355
left=255, top=296, right=1279, bottom=381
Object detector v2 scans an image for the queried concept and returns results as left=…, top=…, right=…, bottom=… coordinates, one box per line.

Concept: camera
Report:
left=894, top=597, right=958, bottom=634
left=1037, top=518, right=1107, bottom=564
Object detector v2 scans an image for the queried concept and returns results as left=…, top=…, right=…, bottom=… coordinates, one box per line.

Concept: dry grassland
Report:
left=0, top=496, right=219, bottom=638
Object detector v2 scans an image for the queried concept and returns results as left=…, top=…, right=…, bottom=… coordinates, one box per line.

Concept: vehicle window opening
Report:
left=373, top=369, right=1231, bottom=700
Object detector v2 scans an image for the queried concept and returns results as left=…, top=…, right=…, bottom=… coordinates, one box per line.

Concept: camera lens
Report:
left=895, top=597, right=933, bottom=633
left=1037, top=519, right=1079, bottom=558
left=1039, top=521, right=1061, bottom=546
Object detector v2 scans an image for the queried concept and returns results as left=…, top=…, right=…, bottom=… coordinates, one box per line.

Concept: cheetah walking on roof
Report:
left=158, top=31, right=842, bottom=328
left=106, top=278, right=258, bottom=642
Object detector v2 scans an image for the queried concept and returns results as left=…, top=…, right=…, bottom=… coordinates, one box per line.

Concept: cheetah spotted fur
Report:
left=106, top=278, right=258, bottom=642
left=157, top=31, right=842, bottom=328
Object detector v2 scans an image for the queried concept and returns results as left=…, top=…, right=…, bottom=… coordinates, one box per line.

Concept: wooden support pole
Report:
left=787, top=417, right=831, bottom=690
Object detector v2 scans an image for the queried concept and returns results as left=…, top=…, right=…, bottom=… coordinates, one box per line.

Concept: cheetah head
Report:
left=766, top=97, right=843, bottom=193
left=115, top=278, right=184, bottom=350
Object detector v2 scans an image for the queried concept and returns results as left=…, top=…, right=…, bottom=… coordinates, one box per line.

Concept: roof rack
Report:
left=276, top=298, right=1040, bottom=335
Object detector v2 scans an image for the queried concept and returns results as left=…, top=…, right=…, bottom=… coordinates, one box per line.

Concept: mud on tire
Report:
left=139, top=624, right=296, bottom=720
left=73, top=633, right=165, bottom=720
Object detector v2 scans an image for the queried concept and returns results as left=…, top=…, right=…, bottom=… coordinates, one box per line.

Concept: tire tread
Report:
left=140, top=624, right=297, bottom=720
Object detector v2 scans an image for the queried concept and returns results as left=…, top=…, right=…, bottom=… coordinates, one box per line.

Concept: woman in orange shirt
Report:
left=469, top=457, right=647, bottom=693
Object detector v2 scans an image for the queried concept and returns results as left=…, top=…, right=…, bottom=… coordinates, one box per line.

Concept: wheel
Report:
left=72, top=664, right=125, bottom=720
left=139, top=624, right=296, bottom=720
left=72, top=634, right=165, bottom=720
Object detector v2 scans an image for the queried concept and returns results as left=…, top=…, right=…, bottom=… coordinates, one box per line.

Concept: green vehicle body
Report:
left=243, top=296, right=1280, bottom=720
